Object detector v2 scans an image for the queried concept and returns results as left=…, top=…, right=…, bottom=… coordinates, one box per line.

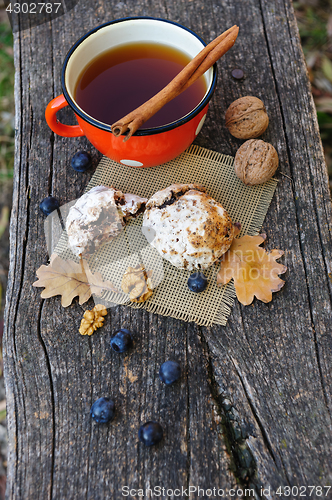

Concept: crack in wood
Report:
left=48, top=133, right=55, bottom=196
left=85, top=335, right=94, bottom=500
left=234, top=305, right=289, bottom=479
left=275, top=117, right=332, bottom=420
left=49, top=23, right=55, bottom=197
left=259, top=0, right=332, bottom=423
left=229, top=354, right=292, bottom=489
left=185, top=323, right=192, bottom=492
left=197, top=327, right=262, bottom=499
left=36, top=300, right=55, bottom=500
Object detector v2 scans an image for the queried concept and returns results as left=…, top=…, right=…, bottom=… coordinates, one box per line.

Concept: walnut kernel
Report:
left=225, top=96, right=269, bottom=139
left=121, top=265, right=153, bottom=303
left=234, top=139, right=279, bottom=185
left=79, top=304, right=107, bottom=336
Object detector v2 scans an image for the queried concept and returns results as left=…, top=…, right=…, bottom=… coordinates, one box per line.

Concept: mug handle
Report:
left=45, top=94, right=85, bottom=137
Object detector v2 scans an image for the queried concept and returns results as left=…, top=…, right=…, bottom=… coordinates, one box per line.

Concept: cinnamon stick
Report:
left=111, top=25, right=239, bottom=141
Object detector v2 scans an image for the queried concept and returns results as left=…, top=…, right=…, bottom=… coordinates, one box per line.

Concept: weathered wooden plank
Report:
left=205, top=0, right=332, bottom=488
left=3, top=0, right=332, bottom=498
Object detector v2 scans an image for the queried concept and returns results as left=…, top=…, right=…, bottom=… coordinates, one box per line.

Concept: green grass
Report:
left=0, top=21, right=14, bottom=178
left=294, top=0, right=332, bottom=184
left=295, top=7, right=329, bottom=52
left=0, top=23, right=14, bottom=100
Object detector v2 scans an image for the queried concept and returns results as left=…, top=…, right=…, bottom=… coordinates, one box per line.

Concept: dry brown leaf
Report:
left=33, top=254, right=118, bottom=307
left=217, top=234, right=287, bottom=305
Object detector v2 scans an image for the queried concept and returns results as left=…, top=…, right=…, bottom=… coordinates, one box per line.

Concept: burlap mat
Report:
left=53, top=145, right=277, bottom=326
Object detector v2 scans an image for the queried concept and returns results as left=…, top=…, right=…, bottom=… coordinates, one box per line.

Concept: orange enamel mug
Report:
left=45, top=17, right=217, bottom=168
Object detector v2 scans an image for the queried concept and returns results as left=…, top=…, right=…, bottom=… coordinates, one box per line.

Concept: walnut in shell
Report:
left=234, top=139, right=279, bottom=185
left=142, top=184, right=234, bottom=271
left=225, top=96, right=269, bottom=139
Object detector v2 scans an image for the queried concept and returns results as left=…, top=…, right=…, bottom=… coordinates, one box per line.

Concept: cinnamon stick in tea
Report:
left=111, top=25, right=239, bottom=141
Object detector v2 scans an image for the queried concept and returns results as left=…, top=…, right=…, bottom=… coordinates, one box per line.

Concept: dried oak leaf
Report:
left=33, top=254, right=118, bottom=307
left=217, top=234, right=287, bottom=305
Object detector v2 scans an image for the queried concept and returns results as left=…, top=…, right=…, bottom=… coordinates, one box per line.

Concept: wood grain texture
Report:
left=3, top=0, right=332, bottom=498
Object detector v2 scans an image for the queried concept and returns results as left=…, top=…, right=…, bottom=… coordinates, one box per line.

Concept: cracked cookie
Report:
left=142, top=183, right=234, bottom=271
left=66, top=185, right=147, bottom=257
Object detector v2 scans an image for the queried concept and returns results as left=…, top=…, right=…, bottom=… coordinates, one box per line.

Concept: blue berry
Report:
left=187, top=271, right=208, bottom=292
left=90, top=397, right=115, bottom=423
left=159, top=360, right=181, bottom=385
left=110, top=328, right=133, bottom=353
left=71, top=151, right=92, bottom=172
left=138, top=421, right=163, bottom=446
left=39, top=196, right=59, bottom=216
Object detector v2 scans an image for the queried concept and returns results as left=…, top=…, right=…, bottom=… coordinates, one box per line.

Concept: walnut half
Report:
left=121, top=265, right=153, bottom=303
left=79, top=304, right=107, bottom=336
